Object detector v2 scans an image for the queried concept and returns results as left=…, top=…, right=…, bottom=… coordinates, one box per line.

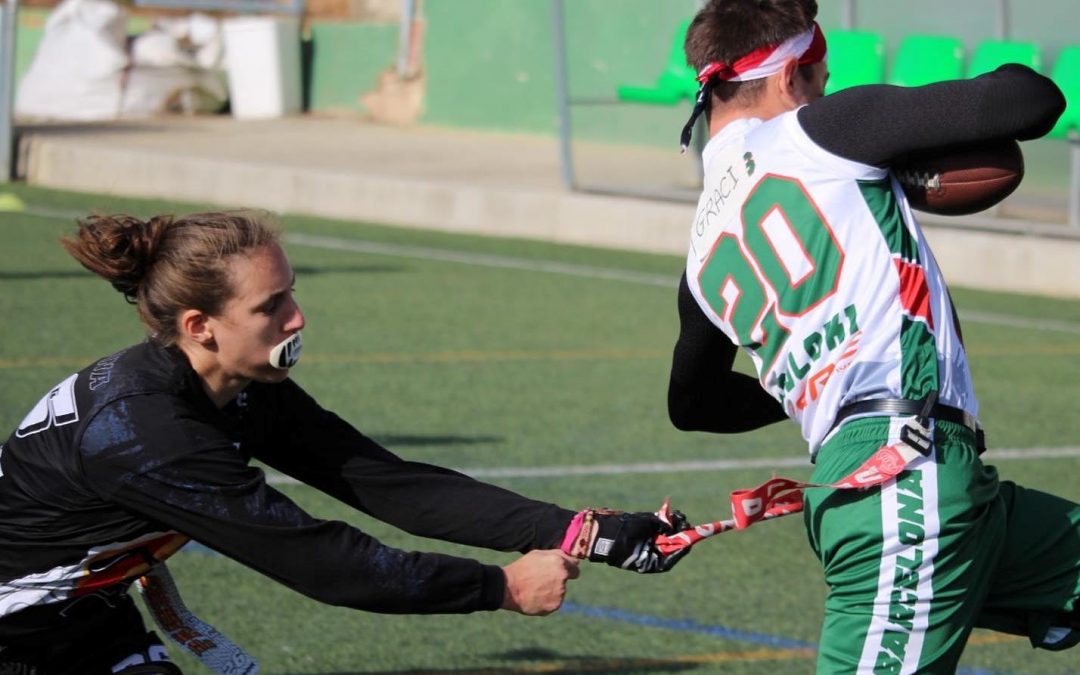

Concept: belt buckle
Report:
left=899, top=417, right=934, bottom=456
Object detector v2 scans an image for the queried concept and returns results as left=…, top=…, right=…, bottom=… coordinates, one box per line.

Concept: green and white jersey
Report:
left=685, top=111, right=977, bottom=454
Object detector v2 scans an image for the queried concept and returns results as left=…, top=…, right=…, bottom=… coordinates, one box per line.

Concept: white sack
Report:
left=15, top=0, right=128, bottom=120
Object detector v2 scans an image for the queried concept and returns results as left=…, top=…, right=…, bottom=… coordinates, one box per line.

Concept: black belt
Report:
left=832, top=398, right=985, bottom=453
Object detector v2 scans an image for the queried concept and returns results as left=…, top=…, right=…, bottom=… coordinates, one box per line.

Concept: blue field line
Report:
left=181, top=540, right=222, bottom=556
left=178, top=543, right=1024, bottom=674
left=560, top=602, right=1023, bottom=675
left=561, top=600, right=814, bottom=649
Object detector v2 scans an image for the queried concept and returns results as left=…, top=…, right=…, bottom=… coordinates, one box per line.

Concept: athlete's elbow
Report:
left=668, top=392, right=709, bottom=431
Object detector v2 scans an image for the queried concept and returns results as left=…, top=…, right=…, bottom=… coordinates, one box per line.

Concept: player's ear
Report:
left=179, top=308, right=214, bottom=346
left=777, top=58, right=801, bottom=105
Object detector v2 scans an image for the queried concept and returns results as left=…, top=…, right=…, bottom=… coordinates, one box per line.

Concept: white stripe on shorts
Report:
left=857, top=418, right=941, bottom=674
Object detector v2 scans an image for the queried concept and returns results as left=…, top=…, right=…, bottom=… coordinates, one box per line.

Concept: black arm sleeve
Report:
left=668, top=272, right=787, bottom=433
left=81, top=396, right=507, bottom=615
left=252, top=380, right=575, bottom=553
left=798, top=64, right=1066, bottom=167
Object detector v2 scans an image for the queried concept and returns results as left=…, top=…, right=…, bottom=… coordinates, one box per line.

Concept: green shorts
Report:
left=804, top=416, right=1080, bottom=673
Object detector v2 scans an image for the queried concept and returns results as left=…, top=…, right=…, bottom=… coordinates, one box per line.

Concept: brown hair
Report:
left=61, top=211, right=280, bottom=345
left=685, top=0, right=818, bottom=106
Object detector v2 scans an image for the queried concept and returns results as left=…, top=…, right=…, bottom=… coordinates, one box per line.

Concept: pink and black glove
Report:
left=560, top=500, right=691, bottom=574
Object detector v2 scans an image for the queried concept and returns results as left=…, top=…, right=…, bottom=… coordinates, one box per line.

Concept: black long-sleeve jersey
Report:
left=668, top=64, right=1066, bottom=434
left=0, top=341, right=575, bottom=639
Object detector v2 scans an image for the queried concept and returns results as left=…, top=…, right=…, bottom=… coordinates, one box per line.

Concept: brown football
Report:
left=893, top=139, right=1025, bottom=216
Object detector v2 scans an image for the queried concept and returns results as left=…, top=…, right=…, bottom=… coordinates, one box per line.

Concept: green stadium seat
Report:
left=616, top=18, right=697, bottom=105
left=1048, top=46, right=1080, bottom=139
left=888, top=34, right=965, bottom=87
left=967, top=39, right=1042, bottom=78
left=824, top=30, right=886, bottom=95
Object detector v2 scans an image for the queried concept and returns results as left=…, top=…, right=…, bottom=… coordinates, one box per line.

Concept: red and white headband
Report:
left=680, top=22, right=828, bottom=151
left=696, top=22, right=826, bottom=84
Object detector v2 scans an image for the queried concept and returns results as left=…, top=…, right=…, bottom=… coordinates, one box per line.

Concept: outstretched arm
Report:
left=798, top=64, right=1066, bottom=167
left=82, top=396, right=511, bottom=615
left=253, top=381, right=690, bottom=574
left=668, top=272, right=787, bottom=433
left=251, top=380, right=576, bottom=551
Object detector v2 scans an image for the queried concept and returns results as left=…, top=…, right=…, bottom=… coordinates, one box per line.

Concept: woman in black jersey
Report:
left=0, top=212, right=689, bottom=674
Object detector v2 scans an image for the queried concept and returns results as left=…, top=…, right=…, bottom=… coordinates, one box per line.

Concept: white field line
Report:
left=265, top=446, right=1080, bottom=485
left=284, top=233, right=1080, bottom=336
left=961, top=310, right=1080, bottom=335
left=9, top=207, right=1079, bottom=335
left=284, top=233, right=676, bottom=287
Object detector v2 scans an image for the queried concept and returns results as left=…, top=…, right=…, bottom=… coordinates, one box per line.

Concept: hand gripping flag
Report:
left=654, top=425, right=931, bottom=556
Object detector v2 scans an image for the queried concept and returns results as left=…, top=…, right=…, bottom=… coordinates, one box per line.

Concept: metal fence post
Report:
left=550, top=0, right=575, bottom=190
left=842, top=0, right=856, bottom=30
left=396, top=0, right=417, bottom=78
left=0, top=0, right=18, bottom=183
left=1070, top=138, right=1080, bottom=229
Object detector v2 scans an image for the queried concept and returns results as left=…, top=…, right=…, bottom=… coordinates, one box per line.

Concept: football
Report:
left=893, top=139, right=1025, bottom=216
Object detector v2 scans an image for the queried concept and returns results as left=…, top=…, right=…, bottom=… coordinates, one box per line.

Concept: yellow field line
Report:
left=411, top=633, right=1023, bottom=674
left=401, top=647, right=819, bottom=674
left=967, top=345, right=1080, bottom=357
left=0, top=348, right=668, bottom=370
left=967, top=631, right=1026, bottom=646
left=519, top=647, right=819, bottom=671
left=0, top=355, right=94, bottom=369
left=3, top=343, right=1079, bottom=371
left=304, top=348, right=667, bottom=365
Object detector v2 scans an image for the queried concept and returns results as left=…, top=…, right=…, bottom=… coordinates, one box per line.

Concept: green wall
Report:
left=421, top=0, right=702, bottom=139
left=306, top=21, right=398, bottom=113
left=419, top=0, right=1077, bottom=144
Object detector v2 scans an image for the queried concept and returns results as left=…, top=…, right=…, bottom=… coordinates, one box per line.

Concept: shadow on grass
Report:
left=0, top=269, right=90, bottom=281
left=291, top=648, right=702, bottom=673
left=372, top=434, right=502, bottom=448
left=283, top=643, right=820, bottom=673
left=292, top=264, right=405, bottom=276
left=293, top=659, right=700, bottom=675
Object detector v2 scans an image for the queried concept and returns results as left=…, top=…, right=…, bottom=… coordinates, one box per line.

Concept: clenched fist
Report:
left=500, top=549, right=580, bottom=615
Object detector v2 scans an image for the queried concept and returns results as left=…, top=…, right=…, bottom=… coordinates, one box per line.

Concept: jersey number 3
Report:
left=697, top=175, right=844, bottom=371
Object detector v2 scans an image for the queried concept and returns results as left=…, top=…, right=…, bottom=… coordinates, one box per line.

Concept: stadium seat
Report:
left=1048, top=46, right=1080, bottom=139
left=616, top=18, right=697, bottom=104
left=966, top=39, right=1042, bottom=78
left=824, top=29, right=886, bottom=95
left=888, top=34, right=965, bottom=87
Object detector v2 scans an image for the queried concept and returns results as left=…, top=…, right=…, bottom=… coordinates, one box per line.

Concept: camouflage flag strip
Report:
left=137, top=564, right=260, bottom=674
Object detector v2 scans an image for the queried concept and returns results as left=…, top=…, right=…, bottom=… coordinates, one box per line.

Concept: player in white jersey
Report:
left=684, top=110, right=975, bottom=454
left=666, top=0, right=1078, bottom=672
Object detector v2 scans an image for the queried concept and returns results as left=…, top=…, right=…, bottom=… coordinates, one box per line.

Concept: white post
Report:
left=1070, top=138, right=1080, bottom=229
left=551, top=0, right=575, bottom=190
left=396, top=0, right=417, bottom=78
left=996, top=0, right=1009, bottom=40
left=842, top=0, right=856, bottom=30
left=0, top=0, right=18, bottom=183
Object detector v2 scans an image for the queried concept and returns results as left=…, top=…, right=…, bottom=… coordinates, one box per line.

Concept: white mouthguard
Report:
left=269, top=332, right=302, bottom=369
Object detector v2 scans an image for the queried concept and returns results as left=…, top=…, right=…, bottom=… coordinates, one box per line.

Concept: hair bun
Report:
left=63, top=214, right=173, bottom=301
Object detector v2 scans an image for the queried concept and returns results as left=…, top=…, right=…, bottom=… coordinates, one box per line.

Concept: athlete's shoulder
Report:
left=72, top=343, right=204, bottom=455
left=77, top=342, right=190, bottom=398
